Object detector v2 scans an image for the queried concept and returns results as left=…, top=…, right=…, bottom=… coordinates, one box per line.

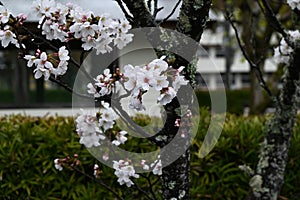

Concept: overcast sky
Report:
left=1, top=0, right=181, bottom=21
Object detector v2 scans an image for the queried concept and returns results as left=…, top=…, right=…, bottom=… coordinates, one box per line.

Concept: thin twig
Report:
left=111, top=100, right=152, bottom=138
left=139, top=173, right=158, bottom=200
left=257, top=0, right=290, bottom=45
left=159, top=0, right=181, bottom=24
left=49, top=76, right=92, bottom=100
left=153, top=0, right=164, bottom=19
left=131, top=179, right=154, bottom=200
left=225, top=11, right=273, bottom=97
left=21, top=25, right=94, bottom=82
left=115, top=0, right=134, bottom=23
left=72, top=166, right=124, bottom=200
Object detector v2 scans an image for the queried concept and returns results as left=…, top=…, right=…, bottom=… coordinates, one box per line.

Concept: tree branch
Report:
left=49, top=76, right=92, bottom=100
left=159, top=0, right=182, bottom=25
left=121, top=0, right=157, bottom=27
left=176, top=0, right=211, bottom=41
left=152, top=0, right=163, bottom=20
left=225, top=11, right=273, bottom=97
left=72, top=166, right=124, bottom=200
left=114, top=0, right=134, bottom=24
left=139, top=173, right=158, bottom=200
left=132, top=179, right=155, bottom=200
left=257, top=0, right=291, bottom=46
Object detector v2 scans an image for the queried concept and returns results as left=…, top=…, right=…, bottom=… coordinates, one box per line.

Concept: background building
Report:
left=0, top=0, right=278, bottom=108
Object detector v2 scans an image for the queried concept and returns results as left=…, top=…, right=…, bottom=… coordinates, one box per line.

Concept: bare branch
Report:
left=152, top=0, right=164, bottom=19
left=159, top=0, right=181, bottom=25
left=111, top=100, right=152, bottom=138
left=257, top=0, right=291, bottom=45
left=225, top=11, right=273, bottom=97
left=131, top=179, right=155, bottom=200
left=121, top=0, right=157, bottom=27
left=48, top=76, right=92, bottom=100
left=114, top=0, right=134, bottom=23
left=72, top=166, right=124, bottom=200
left=139, top=173, right=159, bottom=200
left=176, top=0, right=211, bottom=41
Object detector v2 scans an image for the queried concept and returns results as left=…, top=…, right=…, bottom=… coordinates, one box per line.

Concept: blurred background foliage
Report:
left=1, top=109, right=300, bottom=199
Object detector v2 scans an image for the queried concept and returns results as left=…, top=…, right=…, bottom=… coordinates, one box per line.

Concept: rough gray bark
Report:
left=160, top=1, right=211, bottom=199
left=248, top=49, right=300, bottom=199
left=118, top=1, right=211, bottom=199
left=121, top=0, right=157, bottom=27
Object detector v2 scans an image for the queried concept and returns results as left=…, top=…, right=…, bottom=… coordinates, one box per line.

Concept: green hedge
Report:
left=1, top=111, right=300, bottom=199
left=2, top=89, right=252, bottom=114
left=0, top=89, right=72, bottom=104
left=195, top=89, right=251, bottom=114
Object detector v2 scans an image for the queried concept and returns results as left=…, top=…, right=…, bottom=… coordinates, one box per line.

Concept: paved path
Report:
left=0, top=108, right=81, bottom=117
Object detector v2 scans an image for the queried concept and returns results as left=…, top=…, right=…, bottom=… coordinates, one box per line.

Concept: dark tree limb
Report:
left=176, top=0, right=212, bottom=42
left=257, top=0, right=291, bottom=46
left=152, top=0, right=164, bottom=20
left=114, top=0, right=134, bottom=23
left=159, top=0, right=182, bottom=24
left=120, top=0, right=157, bottom=27
left=72, top=166, right=125, bottom=200
left=248, top=48, right=300, bottom=200
left=225, top=11, right=273, bottom=97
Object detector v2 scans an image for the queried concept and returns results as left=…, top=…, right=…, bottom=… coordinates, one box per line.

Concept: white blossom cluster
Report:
left=75, top=101, right=119, bottom=148
left=112, top=157, right=162, bottom=187
left=123, top=56, right=188, bottom=109
left=33, top=0, right=133, bottom=54
left=87, top=69, right=115, bottom=98
left=274, top=30, right=300, bottom=64
left=24, top=46, right=70, bottom=80
left=112, top=130, right=128, bottom=146
left=150, top=158, right=162, bottom=175
left=287, top=0, right=300, bottom=10
left=54, top=158, right=63, bottom=171
left=0, top=6, right=24, bottom=48
left=113, top=160, right=139, bottom=187
left=87, top=57, right=188, bottom=111
left=75, top=109, right=105, bottom=148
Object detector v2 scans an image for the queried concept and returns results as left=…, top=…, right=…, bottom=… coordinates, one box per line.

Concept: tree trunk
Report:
left=118, top=1, right=211, bottom=199
left=248, top=49, right=300, bottom=199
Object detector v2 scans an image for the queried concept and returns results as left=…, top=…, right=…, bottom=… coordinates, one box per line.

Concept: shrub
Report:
left=0, top=111, right=300, bottom=199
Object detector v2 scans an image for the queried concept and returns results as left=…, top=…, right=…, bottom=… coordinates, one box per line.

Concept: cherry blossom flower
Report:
left=112, top=131, right=128, bottom=146
left=114, top=32, right=134, bottom=49
left=58, top=46, right=70, bottom=61
left=98, top=101, right=117, bottom=131
left=121, top=56, right=187, bottom=110
left=172, top=75, right=188, bottom=92
left=273, top=30, right=300, bottom=64
left=141, top=160, right=150, bottom=170
left=94, top=37, right=113, bottom=55
left=287, top=0, right=300, bottom=10
left=24, top=55, right=36, bottom=67
left=54, top=158, right=63, bottom=171
left=93, top=164, right=100, bottom=178
left=87, top=69, right=114, bottom=98
left=157, top=87, right=177, bottom=105
left=113, top=160, right=139, bottom=187
left=0, top=27, right=19, bottom=48
left=148, top=56, right=169, bottom=73
left=33, top=0, right=56, bottom=18
left=33, top=0, right=133, bottom=53
left=0, top=5, right=11, bottom=24
left=150, top=159, right=162, bottom=175
left=102, top=152, right=109, bottom=161
left=129, top=96, right=145, bottom=111
left=87, top=83, right=101, bottom=98
left=123, top=64, right=138, bottom=91
left=75, top=109, right=105, bottom=148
